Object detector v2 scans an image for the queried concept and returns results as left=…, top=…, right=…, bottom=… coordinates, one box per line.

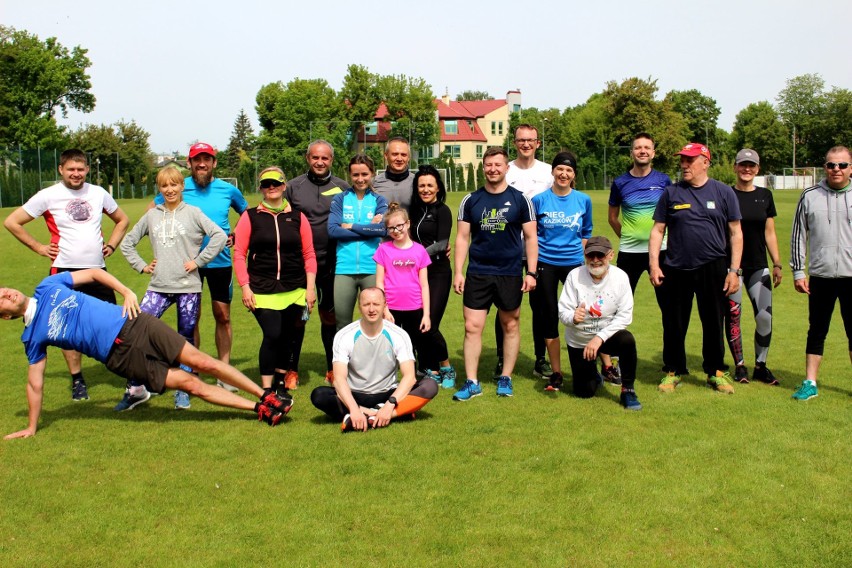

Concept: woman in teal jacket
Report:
left=328, top=154, right=388, bottom=330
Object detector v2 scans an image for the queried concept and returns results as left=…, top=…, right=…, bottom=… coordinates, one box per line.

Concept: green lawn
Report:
left=0, top=189, right=849, bottom=567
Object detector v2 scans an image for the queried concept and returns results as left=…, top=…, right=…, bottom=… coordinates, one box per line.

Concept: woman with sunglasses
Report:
left=328, top=154, right=388, bottom=331
left=409, top=165, right=457, bottom=388
left=530, top=152, right=593, bottom=392
left=234, top=167, right=317, bottom=395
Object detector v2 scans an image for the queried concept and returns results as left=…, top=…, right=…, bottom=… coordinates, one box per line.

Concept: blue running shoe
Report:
left=453, top=379, right=483, bottom=401
left=174, top=390, right=191, bottom=410
left=114, top=388, right=151, bottom=412
left=792, top=380, right=818, bottom=401
left=439, top=365, right=457, bottom=389
left=620, top=389, right=642, bottom=411
left=496, top=376, right=514, bottom=397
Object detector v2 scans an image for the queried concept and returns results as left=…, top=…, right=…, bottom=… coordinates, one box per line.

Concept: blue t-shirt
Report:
left=458, top=185, right=535, bottom=275
left=609, top=170, right=671, bottom=253
left=21, top=273, right=127, bottom=364
left=653, top=179, right=742, bottom=270
left=532, top=188, right=593, bottom=267
left=154, top=177, right=248, bottom=268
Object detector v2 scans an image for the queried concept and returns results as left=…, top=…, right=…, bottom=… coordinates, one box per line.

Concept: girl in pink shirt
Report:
left=373, top=204, right=432, bottom=374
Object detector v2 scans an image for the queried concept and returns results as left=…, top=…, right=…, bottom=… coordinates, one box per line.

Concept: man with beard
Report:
left=147, top=142, right=247, bottom=408
left=4, top=148, right=129, bottom=402
left=284, top=140, right=348, bottom=387
left=372, top=137, right=413, bottom=210
left=557, top=236, right=641, bottom=410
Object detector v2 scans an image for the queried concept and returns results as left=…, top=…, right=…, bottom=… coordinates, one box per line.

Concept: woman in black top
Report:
left=409, top=165, right=456, bottom=388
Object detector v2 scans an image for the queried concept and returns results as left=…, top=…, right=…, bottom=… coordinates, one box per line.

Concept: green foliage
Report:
left=731, top=102, right=791, bottom=173
left=221, top=109, right=256, bottom=180
left=68, top=120, right=153, bottom=194
left=776, top=73, right=852, bottom=166
left=708, top=154, right=736, bottom=185
left=456, top=90, right=493, bottom=101
left=465, top=162, right=476, bottom=193
left=664, top=88, right=722, bottom=144
left=0, top=26, right=94, bottom=147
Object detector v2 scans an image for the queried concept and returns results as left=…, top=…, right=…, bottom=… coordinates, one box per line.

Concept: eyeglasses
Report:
left=825, top=162, right=851, bottom=170
left=387, top=223, right=407, bottom=233
left=514, top=138, right=539, bottom=145
left=585, top=252, right=607, bottom=260
left=260, top=179, right=284, bottom=189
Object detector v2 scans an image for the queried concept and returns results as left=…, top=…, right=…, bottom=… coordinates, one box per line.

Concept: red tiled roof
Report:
left=435, top=98, right=508, bottom=119
left=441, top=119, right=487, bottom=142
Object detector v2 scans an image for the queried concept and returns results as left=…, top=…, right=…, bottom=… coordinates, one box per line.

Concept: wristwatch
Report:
left=727, top=268, right=742, bottom=276
left=526, top=268, right=538, bottom=279
left=387, top=396, right=398, bottom=407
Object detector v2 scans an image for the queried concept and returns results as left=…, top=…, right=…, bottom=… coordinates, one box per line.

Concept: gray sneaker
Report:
left=114, top=388, right=151, bottom=411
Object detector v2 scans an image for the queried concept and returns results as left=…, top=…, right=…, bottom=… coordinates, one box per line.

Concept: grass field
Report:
left=0, top=189, right=849, bottom=567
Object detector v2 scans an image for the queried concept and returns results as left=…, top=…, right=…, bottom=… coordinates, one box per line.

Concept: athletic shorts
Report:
left=50, top=266, right=116, bottom=304
left=105, top=313, right=188, bottom=394
left=199, top=266, right=233, bottom=304
left=463, top=273, right=523, bottom=311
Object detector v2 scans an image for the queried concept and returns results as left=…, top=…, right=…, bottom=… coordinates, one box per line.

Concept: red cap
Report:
left=188, top=142, right=217, bottom=159
left=675, top=142, right=711, bottom=161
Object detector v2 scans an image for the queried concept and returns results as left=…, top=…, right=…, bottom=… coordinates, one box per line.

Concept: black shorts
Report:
left=199, top=266, right=233, bottom=304
left=50, top=266, right=116, bottom=304
left=105, top=313, right=188, bottom=394
left=463, top=273, right=523, bottom=311
left=316, top=261, right=335, bottom=313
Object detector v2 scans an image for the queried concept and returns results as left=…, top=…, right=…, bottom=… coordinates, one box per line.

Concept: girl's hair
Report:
left=348, top=153, right=375, bottom=174
left=385, top=202, right=409, bottom=224
left=156, top=165, right=184, bottom=187
left=411, top=165, right=446, bottom=205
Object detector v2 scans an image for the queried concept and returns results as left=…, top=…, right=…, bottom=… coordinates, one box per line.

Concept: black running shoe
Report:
left=545, top=372, right=563, bottom=392
left=752, top=364, right=779, bottom=385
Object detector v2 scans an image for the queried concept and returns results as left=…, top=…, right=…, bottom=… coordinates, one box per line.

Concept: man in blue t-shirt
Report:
left=0, top=270, right=293, bottom=439
left=452, top=147, right=538, bottom=400
left=150, top=142, right=248, bottom=405
left=649, top=143, right=743, bottom=394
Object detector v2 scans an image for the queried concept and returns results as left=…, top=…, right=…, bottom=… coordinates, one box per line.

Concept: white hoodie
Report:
left=558, top=264, right=633, bottom=349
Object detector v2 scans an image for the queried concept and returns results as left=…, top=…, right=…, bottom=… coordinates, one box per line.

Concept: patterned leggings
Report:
left=725, top=268, right=773, bottom=366
left=133, top=291, right=200, bottom=380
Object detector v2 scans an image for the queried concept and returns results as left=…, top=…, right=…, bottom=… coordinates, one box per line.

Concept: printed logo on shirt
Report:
left=392, top=259, right=416, bottom=267
left=47, top=294, right=78, bottom=341
left=707, top=201, right=716, bottom=209
left=322, top=187, right=343, bottom=196
left=66, top=199, right=93, bottom=223
left=540, top=210, right=582, bottom=230
left=480, top=206, right=510, bottom=232
left=673, top=203, right=691, bottom=210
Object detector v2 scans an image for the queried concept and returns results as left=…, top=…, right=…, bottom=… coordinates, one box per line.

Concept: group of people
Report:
left=2, top=130, right=850, bottom=438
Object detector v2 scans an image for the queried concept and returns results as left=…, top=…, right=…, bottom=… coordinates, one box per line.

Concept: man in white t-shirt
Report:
left=309, top=287, right=437, bottom=432
left=502, top=124, right=554, bottom=380
left=4, top=148, right=129, bottom=401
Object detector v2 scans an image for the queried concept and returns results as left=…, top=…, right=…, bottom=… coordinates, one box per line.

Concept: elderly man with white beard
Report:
left=557, top=236, right=641, bottom=410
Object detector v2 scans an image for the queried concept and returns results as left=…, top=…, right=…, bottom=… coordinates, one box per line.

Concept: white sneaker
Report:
left=217, top=379, right=239, bottom=393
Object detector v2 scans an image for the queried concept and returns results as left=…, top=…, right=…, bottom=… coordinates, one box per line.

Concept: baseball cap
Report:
left=188, top=142, right=217, bottom=159
left=675, top=143, right=711, bottom=161
left=735, top=148, right=760, bottom=165
left=585, top=236, right=612, bottom=256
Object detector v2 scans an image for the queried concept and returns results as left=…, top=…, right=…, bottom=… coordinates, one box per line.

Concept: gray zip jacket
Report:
left=120, top=202, right=227, bottom=293
left=790, top=179, right=852, bottom=280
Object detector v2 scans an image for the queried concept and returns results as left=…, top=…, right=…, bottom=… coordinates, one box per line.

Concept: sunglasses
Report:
left=585, top=252, right=607, bottom=260
left=825, top=162, right=851, bottom=170
left=260, top=179, right=284, bottom=189
left=387, top=223, right=408, bottom=233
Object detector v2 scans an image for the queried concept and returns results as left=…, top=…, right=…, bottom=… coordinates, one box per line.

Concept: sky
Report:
left=5, top=0, right=851, bottom=154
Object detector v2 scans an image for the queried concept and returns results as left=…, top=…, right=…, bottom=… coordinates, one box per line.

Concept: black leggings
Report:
left=253, top=305, right=302, bottom=375
left=806, top=276, right=852, bottom=355
left=419, top=268, right=451, bottom=369
left=534, top=262, right=579, bottom=339
left=310, top=379, right=438, bottom=421
left=568, top=330, right=637, bottom=397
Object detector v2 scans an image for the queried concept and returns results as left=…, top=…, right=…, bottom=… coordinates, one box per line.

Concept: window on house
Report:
left=444, top=145, right=461, bottom=159
left=365, top=122, right=378, bottom=136
left=513, top=104, right=521, bottom=113
left=476, top=145, right=483, bottom=159
left=498, top=122, right=504, bottom=135
left=419, top=146, right=434, bottom=160
left=445, top=120, right=458, bottom=135
left=491, top=121, right=497, bottom=135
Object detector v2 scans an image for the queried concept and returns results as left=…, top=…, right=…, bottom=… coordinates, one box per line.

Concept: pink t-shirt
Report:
left=373, top=240, right=431, bottom=311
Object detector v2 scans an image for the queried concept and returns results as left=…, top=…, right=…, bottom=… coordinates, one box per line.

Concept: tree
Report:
left=776, top=74, right=828, bottom=166
left=466, top=162, right=476, bottom=193
left=456, top=90, right=493, bottom=101
left=68, top=120, right=152, bottom=193
left=222, top=109, right=256, bottom=177
left=0, top=26, right=95, bottom=146
left=255, top=78, right=349, bottom=176
left=730, top=101, right=791, bottom=172
left=664, top=89, right=721, bottom=145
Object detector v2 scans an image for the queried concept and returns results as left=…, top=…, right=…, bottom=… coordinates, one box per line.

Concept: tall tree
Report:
left=664, top=89, right=721, bottom=145
left=68, top=120, right=152, bottom=192
left=222, top=109, right=256, bottom=176
left=730, top=101, right=791, bottom=172
left=776, top=74, right=827, bottom=166
left=0, top=26, right=95, bottom=146
left=456, top=90, right=493, bottom=101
